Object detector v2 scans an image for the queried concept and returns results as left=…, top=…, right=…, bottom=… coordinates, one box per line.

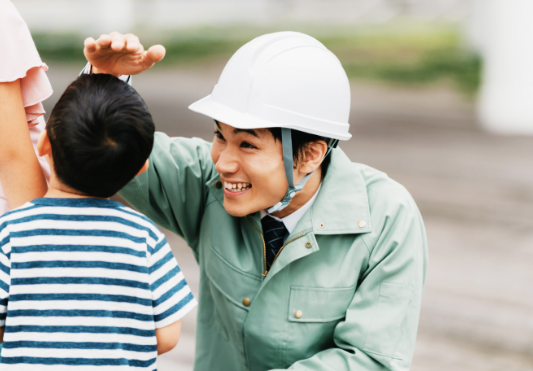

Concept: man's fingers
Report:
left=84, top=37, right=97, bottom=53
left=97, top=34, right=112, bottom=49
left=146, top=45, right=166, bottom=64
left=111, top=33, right=126, bottom=52
left=125, top=34, right=142, bottom=53
left=108, top=31, right=122, bottom=38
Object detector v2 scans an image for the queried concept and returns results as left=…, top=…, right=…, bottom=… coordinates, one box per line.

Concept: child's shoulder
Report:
left=113, top=203, right=165, bottom=240
left=0, top=200, right=40, bottom=225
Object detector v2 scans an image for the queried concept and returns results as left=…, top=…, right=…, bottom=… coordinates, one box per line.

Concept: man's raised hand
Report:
left=84, top=32, right=166, bottom=77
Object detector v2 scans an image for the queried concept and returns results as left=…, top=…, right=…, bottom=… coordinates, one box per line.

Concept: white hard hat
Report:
left=189, top=31, right=352, bottom=140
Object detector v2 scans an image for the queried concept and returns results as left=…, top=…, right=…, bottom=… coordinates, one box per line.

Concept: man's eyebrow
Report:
left=233, top=128, right=260, bottom=138
left=215, top=120, right=260, bottom=138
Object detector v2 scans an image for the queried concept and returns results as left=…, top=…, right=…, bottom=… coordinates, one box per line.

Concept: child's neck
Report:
left=44, top=175, right=102, bottom=199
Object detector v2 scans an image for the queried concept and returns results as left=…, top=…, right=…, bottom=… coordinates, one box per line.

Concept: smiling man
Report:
left=83, top=31, right=428, bottom=371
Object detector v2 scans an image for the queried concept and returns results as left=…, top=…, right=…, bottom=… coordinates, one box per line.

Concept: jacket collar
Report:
left=292, top=147, right=372, bottom=236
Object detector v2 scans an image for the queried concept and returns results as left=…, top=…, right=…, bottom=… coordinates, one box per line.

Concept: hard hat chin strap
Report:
left=267, top=128, right=337, bottom=214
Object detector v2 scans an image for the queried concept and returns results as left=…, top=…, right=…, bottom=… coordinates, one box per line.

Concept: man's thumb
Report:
left=146, top=45, right=166, bottom=64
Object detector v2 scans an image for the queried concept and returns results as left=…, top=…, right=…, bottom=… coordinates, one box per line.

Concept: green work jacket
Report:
left=119, top=133, right=428, bottom=371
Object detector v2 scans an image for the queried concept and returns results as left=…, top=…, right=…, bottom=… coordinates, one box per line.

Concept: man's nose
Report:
left=215, top=148, right=239, bottom=175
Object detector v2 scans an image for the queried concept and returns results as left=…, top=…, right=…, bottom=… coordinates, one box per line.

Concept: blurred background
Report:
left=12, top=0, right=533, bottom=370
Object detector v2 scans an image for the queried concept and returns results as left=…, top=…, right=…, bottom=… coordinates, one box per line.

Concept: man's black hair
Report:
left=267, top=128, right=332, bottom=180
left=46, top=74, right=155, bottom=198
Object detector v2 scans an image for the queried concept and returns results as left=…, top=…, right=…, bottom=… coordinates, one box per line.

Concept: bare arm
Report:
left=0, top=326, right=4, bottom=343
left=155, top=319, right=181, bottom=355
left=0, top=80, right=47, bottom=209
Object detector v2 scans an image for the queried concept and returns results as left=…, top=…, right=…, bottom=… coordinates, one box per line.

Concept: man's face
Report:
left=211, top=122, right=288, bottom=217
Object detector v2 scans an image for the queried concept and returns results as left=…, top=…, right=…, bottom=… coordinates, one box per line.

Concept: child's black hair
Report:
left=46, top=74, right=155, bottom=198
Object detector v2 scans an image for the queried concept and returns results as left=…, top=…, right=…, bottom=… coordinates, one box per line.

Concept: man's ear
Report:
left=37, top=130, right=51, bottom=157
left=136, top=159, right=149, bottom=176
left=296, top=140, right=328, bottom=175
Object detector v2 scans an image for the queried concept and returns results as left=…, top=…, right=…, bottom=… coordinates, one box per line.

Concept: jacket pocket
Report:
left=364, top=282, right=414, bottom=360
left=285, top=285, right=356, bottom=366
left=288, top=286, right=356, bottom=322
left=205, top=242, right=262, bottom=309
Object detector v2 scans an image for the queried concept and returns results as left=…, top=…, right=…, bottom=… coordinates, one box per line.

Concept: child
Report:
left=0, top=0, right=52, bottom=214
left=0, top=74, right=197, bottom=370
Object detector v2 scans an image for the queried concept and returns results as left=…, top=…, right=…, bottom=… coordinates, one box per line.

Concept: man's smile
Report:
left=223, top=181, right=252, bottom=195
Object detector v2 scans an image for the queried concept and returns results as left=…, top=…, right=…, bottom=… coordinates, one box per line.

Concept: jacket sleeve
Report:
left=272, top=189, right=428, bottom=371
left=118, top=132, right=217, bottom=255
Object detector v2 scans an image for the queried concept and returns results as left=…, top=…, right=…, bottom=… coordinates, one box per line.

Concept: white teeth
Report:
left=223, top=181, right=251, bottom=192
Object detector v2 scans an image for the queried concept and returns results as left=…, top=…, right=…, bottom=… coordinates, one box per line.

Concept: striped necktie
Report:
left=261, top=215, right=289, bottom=270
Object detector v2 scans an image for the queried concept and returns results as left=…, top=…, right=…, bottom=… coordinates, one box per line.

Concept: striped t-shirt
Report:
left=0, top=197, right=196, bottom=370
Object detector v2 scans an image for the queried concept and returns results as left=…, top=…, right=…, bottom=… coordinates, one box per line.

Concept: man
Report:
left=83, top=31, right=428, bottom=371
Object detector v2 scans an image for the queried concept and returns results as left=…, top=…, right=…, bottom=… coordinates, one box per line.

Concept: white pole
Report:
left=478, top=0, right=533, bottom=135
left=464, top=0, right=487, bottom=55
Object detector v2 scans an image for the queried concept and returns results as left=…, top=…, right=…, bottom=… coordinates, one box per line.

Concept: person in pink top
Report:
left=0, top=0, right=52, bottom=215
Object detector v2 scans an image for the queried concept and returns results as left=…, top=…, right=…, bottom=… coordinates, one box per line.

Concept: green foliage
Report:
left=157, top=37, right=243, bottom=65
left=33, top=33, right=87, bottom=63
left=323, top=32, right=482, bottom=95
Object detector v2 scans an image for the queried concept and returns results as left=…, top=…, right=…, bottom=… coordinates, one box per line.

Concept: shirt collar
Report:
left=260, top=183, right=321, bottom=235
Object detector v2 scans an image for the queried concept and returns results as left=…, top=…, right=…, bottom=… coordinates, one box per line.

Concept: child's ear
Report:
left=37, top=130, right=51, bottom=157
left=136, top=160, right=149, bottom=176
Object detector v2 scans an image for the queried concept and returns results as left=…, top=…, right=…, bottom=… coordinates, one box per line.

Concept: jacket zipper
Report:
left=245, top=216, right=306, bottom=277
left=268, top=233, right=306, bottom=273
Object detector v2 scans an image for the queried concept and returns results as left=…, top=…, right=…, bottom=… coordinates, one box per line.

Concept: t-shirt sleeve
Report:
left=0, top=0, right=53, bottom=125
left=0, top=226, right=11, bottom=327
left=148, top=232, right=197, bottom=329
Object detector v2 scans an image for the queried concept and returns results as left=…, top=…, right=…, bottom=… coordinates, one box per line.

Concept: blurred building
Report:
left=14, top=0, right=470, bottom=34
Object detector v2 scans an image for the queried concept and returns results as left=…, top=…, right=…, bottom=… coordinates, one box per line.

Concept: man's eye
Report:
left=214, top=131, right=225, bottom=141
left=241, top=142, right=257, bottom=149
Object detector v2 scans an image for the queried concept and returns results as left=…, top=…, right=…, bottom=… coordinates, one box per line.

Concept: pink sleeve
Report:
left=0, top=0, right=53, bottom=126
left=0, top=0, right=52, bottom=214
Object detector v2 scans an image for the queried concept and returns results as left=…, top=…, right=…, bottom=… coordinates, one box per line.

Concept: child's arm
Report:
left=148, top=232, right=196, bottom=357
left=155, top=319, right=181, bottom=355
left=0, top=326, right=4, bottom=343
left=0, top=80, right=47, bottom=209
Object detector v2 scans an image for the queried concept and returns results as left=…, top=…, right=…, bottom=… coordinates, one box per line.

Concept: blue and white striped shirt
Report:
left=0, top=197, right=196, bottom=370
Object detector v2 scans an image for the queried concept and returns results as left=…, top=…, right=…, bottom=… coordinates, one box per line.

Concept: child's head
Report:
left=44, top=74, right=154, bottom=198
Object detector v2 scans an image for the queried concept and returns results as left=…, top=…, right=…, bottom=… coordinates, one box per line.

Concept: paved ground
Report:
left=44, top=64, right=533, bottom=371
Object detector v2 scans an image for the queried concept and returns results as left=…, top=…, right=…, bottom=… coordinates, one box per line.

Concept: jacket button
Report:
left=305, top=242, right=312, bottom=248
left=358, top=220, right=366, bottom=228
left=319, top=222, right=325, bottom=229
left=294, top=310, right=303, bottom=319
left=242, top=298, right=251, bottom=306
left=215, top=181, right=222, bottom=189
